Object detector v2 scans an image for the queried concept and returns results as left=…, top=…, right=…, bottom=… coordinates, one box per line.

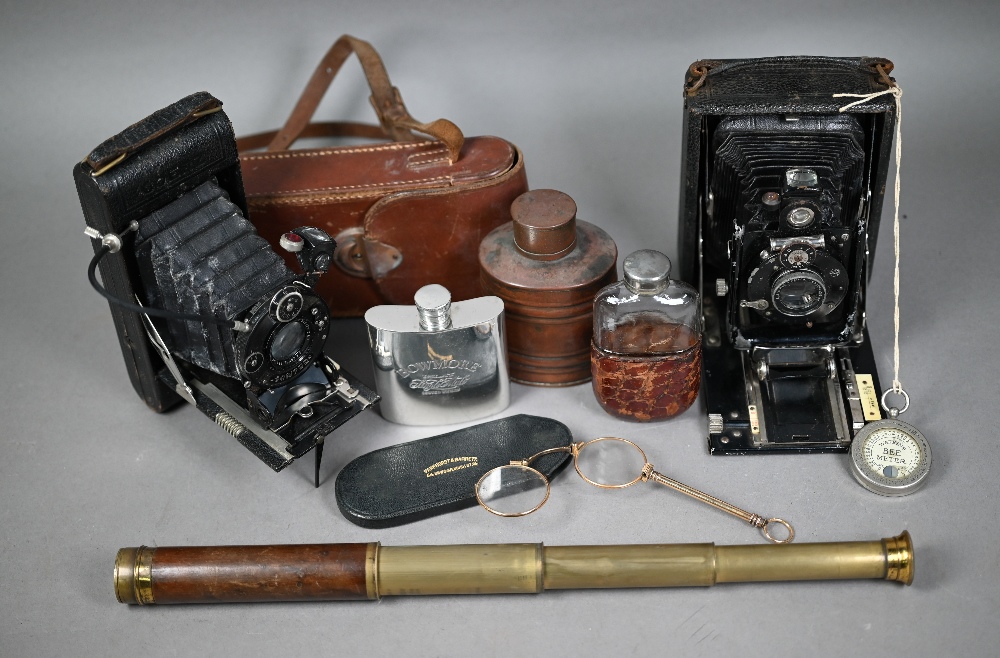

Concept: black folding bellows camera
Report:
left=678, top=57, right=898, bottom=454
left=75, top=92, right=376, bottom=477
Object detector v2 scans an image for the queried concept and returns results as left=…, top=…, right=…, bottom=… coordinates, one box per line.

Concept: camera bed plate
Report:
left=704, top=295, right=884, bottom=455
left=156, top=367, right=377, bottom=472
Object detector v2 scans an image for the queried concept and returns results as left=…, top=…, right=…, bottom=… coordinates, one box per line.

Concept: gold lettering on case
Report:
left=424, top=456, right=479, bottom=478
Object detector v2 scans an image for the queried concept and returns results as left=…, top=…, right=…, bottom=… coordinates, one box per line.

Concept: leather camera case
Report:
left=237, top=35, right=529, bottom=317
left=335, top=415, right=572, bottom=528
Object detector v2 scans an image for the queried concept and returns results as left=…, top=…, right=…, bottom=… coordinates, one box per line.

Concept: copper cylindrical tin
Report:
left=480, top=190, right=617, bottom=386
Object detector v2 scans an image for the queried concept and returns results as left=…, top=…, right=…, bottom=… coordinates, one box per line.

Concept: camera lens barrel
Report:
left=770, top=270, right=827, bottom=316
left=236, top=284, right=331, bottom=390
left=745, top=250, right=849, bottom=322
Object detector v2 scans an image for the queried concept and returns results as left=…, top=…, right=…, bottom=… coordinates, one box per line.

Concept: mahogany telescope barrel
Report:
left=114, top=531, right=913, bottom=604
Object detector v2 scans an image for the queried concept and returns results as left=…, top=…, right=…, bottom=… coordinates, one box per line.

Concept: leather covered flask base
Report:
left=335, top=415, right=571, bottom=528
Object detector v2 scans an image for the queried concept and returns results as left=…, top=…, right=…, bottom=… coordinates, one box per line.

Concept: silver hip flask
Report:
left=364, top=285, right=509, bottom=425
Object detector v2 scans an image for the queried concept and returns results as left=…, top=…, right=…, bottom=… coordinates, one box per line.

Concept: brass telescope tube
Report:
left=114, top=531, right=913, bottom=604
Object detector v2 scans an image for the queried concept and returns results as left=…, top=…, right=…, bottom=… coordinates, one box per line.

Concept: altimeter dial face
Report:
left=850, top=419, right=931, bottom=496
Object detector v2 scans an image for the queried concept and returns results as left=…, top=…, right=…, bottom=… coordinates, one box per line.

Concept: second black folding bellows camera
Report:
left=678, top=57, right=898, bottom=454
left=75, top=92, right=376, bottom=475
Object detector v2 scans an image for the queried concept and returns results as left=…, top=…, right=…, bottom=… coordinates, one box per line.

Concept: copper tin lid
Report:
left=511, top=189, right=578, bottom=260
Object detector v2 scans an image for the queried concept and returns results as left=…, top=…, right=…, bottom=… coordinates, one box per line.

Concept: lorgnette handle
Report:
left=115, top=532, right=913, bottom=604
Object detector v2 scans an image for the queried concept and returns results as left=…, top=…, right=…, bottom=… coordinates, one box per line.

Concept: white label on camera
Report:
left=855, top=374, right=882, bottom=421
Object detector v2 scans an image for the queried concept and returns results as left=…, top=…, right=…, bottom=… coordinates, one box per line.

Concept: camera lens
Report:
left=771, top=270, right=826, bottom=316
left=270, top=321, right=307, bottom=361
left=238, top=284, right=329, bottom=389
left=786, top=207, right=815, bottom=227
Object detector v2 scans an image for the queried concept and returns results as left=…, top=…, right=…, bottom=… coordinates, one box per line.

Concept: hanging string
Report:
left=833, top=84, right=903, bottom=395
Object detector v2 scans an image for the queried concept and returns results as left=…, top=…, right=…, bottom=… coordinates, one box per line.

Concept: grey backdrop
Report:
left=2, top=1, right=998, bottom=656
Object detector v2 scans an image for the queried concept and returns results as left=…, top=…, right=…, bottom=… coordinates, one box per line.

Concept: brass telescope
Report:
left=115, top=531, right=913, bottom=604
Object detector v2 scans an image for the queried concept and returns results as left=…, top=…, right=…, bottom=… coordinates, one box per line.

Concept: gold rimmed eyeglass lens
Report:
left=574, top=437, right=647, bottom=488
left=475, top=465, right=550, bottom=517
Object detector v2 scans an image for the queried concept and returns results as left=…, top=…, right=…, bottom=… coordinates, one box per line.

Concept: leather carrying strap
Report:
left=248, top=34, right=464, bottom=163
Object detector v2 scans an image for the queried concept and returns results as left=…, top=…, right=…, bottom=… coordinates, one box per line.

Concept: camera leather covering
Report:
left=335, top=415, right=572, bottom=528
left=75, top=92, right=247, bottom=413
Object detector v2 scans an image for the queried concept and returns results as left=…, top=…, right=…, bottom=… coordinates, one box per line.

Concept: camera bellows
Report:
left=705, top=114, right=867, bottom=343
left=706, top=114, right=865, bottom=270
left=135, top=180, right=294, bottom=377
